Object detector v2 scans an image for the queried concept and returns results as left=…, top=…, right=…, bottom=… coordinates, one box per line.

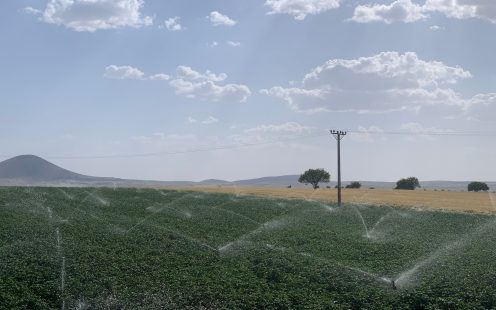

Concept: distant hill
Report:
left=0, top=155, right=119, bottom=186
left=0, top=155, right=494, bottom=191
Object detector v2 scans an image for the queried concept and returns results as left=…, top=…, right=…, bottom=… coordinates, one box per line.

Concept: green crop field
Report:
left=1, top=187, right=496, bottom=309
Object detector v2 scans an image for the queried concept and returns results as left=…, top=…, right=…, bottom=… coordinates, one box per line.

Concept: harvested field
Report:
left=169, top=187, right=496, bottom=214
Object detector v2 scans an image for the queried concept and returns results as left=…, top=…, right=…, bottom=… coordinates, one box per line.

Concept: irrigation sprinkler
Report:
left=391, top=280, right=397, bottom=290
left=330, top=130, right=347, bottom=206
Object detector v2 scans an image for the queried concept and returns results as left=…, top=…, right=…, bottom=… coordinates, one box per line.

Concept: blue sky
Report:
left=1, top=0, right=495, bottom=182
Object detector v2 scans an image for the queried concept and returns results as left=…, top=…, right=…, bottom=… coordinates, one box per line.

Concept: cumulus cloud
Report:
left=245, top=122, right=312, bottom=134
left=351, top=0, right=428, bottom=24
left=169, top=66, right=251, bottom=103
left=104, top=65, right=170, bottom=81
left=230, top=122, right=313, bottom=145
left=464, top=93, right=496, bottom=122
left=28, top=0, right=152, bottom=32
left=164, top=16, right=182, bottom=31
left=352, top=0, right=496, bottom=24
left=350, top=126, right=385, bottom=143
left=202, top=116, right=219, bottom=125
left=265, top=0, right=341, bottom=20
left=227, top=41, right=241, bottom=47
left=104, top=65, right=145, bottom=80
left=400, top=122, right=456, bottom=140
left=207, top=11, right=237, bottom=26
left=24, top=6, right=42, bottom=15
left=429, top=24, right=444, bottom=30
left=149, top=73, right=170, bottom=81
left=208, top=41, right=219, bottom=48
left=261, top=51, right=472, bottom=112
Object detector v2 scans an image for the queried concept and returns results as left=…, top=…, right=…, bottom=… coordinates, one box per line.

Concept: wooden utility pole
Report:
left=330, top=130, right=347, bottom=206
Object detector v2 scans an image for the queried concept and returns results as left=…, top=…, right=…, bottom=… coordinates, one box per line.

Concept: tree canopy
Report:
left=298, top=169, right=330, bottom=190
left=394, top=177, right=420, bottom=190
left=346, top=181, right=362, bottom=189
left=468, top=182, right=489, bottom=192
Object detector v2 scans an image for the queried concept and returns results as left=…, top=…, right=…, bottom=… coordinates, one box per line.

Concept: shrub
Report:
left=346, top=181, right=362, bottom=189
left=468, top=182, right=489, bottom=192
left=395, top=177, right=420, bottom=190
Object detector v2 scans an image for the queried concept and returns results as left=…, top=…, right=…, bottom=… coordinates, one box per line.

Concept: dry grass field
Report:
left=168, top=186, right=496, bottom=214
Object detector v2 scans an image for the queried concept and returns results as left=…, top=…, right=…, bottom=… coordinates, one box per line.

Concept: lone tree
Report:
left=299, top=168, right=330, bottom=190
left=468, top=182, right=489, bottom=192
left=395, top=177, right=420, bottom=190
left=346, top=181, right=362, bottom=189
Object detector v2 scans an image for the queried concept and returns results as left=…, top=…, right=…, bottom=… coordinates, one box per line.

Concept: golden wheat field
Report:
left=167, top=186, right=496, bottom=214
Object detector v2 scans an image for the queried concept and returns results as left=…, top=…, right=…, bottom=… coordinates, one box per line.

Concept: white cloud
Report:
left=352, top=0, right=496, bottom=24
left=202, top=116, right=219, bottom=125
left=350, top=126, right=385, bottom=143
left=187, top=117, right=197, bottom=124
left=169, top=66, right=251, bottom=103
left=429, top=24, right=444, bottom=30
left=208, top=41, right=219, bottom=48
left=464, top=93, right=496, bottom=122
left=259, top=87, right=328, bottom=113
left=24, top=6, right=42, bottom=15
left=30, top=0, right=152, bottom=32
left=164, top=17, right=182, bottom=31
left=423, top=0, right=480, bottom=20
left=230, top=122, right=313, bottom=146
left=227, top=41, right=241, bottom=47
left=265, top=0, right=341, bottom=20
left=175, top=66, right=227, bottom=82
left=261, top=51, right=472, bottom=112
left=401, top=122, right=453, bottom=133
left=351, top=0, right=428, bottom=24
left=149, top=73, right=170, bottom=81
left=207, top=11, right=237, bottom=26
left=245, top=122, right=312, bottom=134
left=104, top=65, right=145, bottom=80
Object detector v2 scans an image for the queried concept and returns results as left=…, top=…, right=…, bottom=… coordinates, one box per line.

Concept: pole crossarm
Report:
left=330, top=130, right=347, bottom=141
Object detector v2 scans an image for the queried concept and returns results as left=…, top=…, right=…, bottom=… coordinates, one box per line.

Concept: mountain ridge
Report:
left=0, top=155, right=494, bottom=190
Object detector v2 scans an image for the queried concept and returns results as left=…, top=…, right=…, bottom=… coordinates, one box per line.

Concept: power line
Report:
left=0, top=132, right=329, bottom=160
left=1, top=128, right=494, bottom=161
left=346, top=130, right=496, bottom=137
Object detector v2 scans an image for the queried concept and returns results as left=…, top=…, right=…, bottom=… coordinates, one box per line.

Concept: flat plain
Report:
left=174, top=186, right=496, bottom=214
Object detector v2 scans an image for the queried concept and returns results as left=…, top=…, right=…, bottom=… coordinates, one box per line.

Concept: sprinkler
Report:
left=391, top=280, right=397, bottom=290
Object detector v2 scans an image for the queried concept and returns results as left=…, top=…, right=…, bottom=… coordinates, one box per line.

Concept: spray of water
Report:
left=208, top=203, right=261, bottom=226
left=46, top=206, right=53, bottom=220
left=126, top=194, right=191, bottom=233
left=82, top=191, right=109, bottom=206
left=394, top=218, right=496, bottom=288
left=60, top=256, right=66, bottom=310
left=218, top=217, right=288, bottom=253
left=149, top=223, right=217, bottom=252
left=55, top=228, right=61, bottom=254
left=158, top=190, right=169, bottom=197
left=265, top=243, right=390, bottom=285
left=146, top=204, right=192, bottom=219
left=351, top=205, right=370, bottom=238
left=58, top=188, right=74, bottom=200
